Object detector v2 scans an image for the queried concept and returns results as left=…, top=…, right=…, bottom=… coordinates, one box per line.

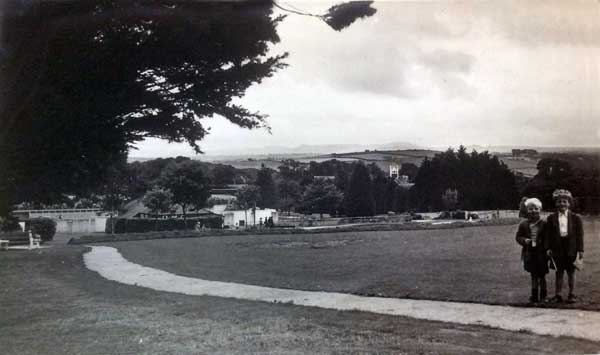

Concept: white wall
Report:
left=55, top=218, right=106, bottom=234
left=222, top=209, right=278, bottom=228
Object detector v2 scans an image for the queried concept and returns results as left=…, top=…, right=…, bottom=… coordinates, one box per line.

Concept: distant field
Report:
left=116, top=218, right=600, bottom=310
left=498, top=156, right=539, bottom=177
left=211, top=150, right=541, bottom=178
left=213, top=149, right=441, bottom=171
left=213, top=159, right=282, bottom=170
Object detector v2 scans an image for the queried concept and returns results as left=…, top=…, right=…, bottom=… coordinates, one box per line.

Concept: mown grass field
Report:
left=1, top=219, right=599, bottom=354
left=116, top=218, right=600, bottom=309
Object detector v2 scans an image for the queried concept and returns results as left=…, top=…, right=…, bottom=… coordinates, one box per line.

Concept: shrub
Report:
left=106, top=216, right=223, bottom=234
left=27, top=218, right=57, bottom=242
left=452, top=210, right=467, bottom=220
left=0, top=214, right=22, bottom=232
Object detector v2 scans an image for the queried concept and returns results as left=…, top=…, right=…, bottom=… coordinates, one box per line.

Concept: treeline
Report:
left=239, top=146, right=522, bottom=216
left=412, top=147, right=519, bottom=211
left=523, top=154, right=600, bottom=213
left=13, top=148, right=598, bottom=217
left=268, top=159, right=415, bottom=217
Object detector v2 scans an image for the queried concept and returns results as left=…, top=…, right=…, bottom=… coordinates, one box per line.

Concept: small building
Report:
left=389, top=164, right=400, bottom=179
left=12, top=208, right=108, bottom=234
left=222, top=208, right=278, bottom=229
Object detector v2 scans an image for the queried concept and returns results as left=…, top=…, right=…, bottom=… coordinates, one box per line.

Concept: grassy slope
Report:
left=2, top=245, right=600, bottom=354
left=116, top=219, right=600, bottom=309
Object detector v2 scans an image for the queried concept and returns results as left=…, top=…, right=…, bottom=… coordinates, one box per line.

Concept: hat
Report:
left=552, top=189, right=573, bottom=203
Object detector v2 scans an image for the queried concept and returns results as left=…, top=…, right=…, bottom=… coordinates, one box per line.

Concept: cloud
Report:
left=273, top=2, right=480, bottom=100
left=484, top=1, right=600, bottom=47
left=420, top=49, right=474, bottom=74
left=133, top=1, right=600, bottom=156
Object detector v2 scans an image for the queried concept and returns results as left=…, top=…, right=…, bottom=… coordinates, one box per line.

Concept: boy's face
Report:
left=527, top=205, right=540, bottom=221
left=556, top=198, right=570, bottom=212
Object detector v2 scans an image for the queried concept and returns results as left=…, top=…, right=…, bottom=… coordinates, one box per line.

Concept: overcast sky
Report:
left=133, top=1, right=600, bottom=157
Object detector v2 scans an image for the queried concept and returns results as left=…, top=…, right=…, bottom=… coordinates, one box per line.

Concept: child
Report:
left=544, top=189, right=584, bottom=303
left=515, top=198, right=548, bottom=303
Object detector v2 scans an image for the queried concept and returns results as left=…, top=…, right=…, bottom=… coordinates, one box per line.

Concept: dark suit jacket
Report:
left=543, top=211, right=584, bottom=256
left=515, top=219, right=545, bottom=261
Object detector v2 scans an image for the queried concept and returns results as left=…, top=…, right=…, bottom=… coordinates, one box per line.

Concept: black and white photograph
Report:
left=1, top=1, right=599, bottom=354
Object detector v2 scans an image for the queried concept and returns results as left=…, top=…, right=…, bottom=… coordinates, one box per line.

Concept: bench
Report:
left=0, top=231, right=41, bottom=250
left=29, top=231, right=42, bottom=249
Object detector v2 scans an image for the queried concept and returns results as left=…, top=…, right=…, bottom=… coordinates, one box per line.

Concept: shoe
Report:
left=567, top=294, right=577, bottom=304
left=549, top=295, right=563, bottom=303
left=540, top=289, right=547, bottom=302
left=529, top=289, right=539, bottom=304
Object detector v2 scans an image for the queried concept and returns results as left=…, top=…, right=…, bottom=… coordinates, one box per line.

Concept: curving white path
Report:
left=85, top=246, right=600, bottom=342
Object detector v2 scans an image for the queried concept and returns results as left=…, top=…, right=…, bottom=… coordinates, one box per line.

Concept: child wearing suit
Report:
left=544, top=189, right=584, bottom=303
left=515, top=198, right=548, bottom=303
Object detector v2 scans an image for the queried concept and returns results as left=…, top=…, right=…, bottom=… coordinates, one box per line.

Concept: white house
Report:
left=222, top=208, right=278, bottom=228
left=13, top=208, right=108, bottom=234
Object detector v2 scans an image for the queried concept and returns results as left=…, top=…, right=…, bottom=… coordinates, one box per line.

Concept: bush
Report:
left=452, top=210, right=466, bottom=220
left=106, top=216, right=223, bottom=234
left=27, top=218, right=57, bottom=242
left=0, top=214, right=21, bottom=232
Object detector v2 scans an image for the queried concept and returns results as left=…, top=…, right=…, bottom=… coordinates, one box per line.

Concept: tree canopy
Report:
left=412, top=147, right=518, bottom=211
left=523, top=156, right=599, bottom=212
left=142, top=187, right=173, bottom=217
left=159, top=160, right=211, bottom=225
left=344, top=162, right=375, bottom=217
left=301, top=179, right=343, bottom=217
left=0, top=1, right=376, bottom=215
left=255, top=165, right=278, bottom=208
left=0, top=1, right=285, bottom=213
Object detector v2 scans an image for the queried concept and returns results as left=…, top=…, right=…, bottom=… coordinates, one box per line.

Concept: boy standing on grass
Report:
left=516, top=198, right=548, bottom=304
left=544, top=189, right=584, bottom=304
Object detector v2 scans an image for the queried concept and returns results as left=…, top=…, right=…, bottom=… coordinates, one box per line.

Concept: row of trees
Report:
left=523, top=155, right=600, bottom=213
left=411, top=147, right=519, bottom=211
left=123, top=149, right=598, bottom=218
left=233, top=160, right=414, bottom=217
left=248, top=147, right=522, bottom=217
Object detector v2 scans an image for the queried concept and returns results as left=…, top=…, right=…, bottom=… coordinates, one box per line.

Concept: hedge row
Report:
left=105, top=216, right=223, bottom=234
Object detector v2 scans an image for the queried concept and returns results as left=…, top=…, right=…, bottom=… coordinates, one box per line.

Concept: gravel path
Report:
left=85, top=245, right=600, bottom=342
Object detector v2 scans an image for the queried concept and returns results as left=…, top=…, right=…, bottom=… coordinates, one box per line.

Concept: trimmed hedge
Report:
left=26, top=218, right=57, bottom=242
left=106, top=216, right=223, bottom=234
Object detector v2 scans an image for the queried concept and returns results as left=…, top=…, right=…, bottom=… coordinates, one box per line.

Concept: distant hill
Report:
left=434, top=145, right=600, bottom=154
left=201, top=149, right=440, bottom=171
left=202, top=141, right=422, bottom=157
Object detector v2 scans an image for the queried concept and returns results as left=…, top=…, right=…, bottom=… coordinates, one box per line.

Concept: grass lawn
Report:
left=115, top=218, right=600, bottom=309
left=1, top=219, right=599, bottom=354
